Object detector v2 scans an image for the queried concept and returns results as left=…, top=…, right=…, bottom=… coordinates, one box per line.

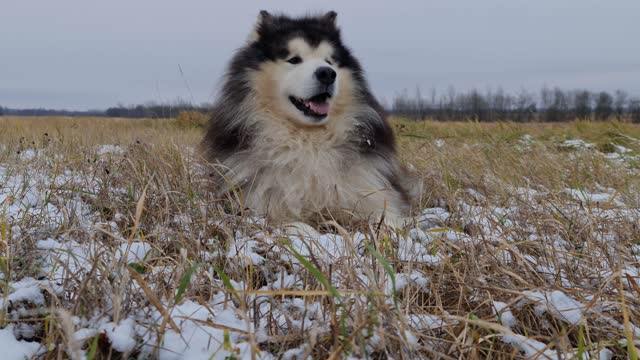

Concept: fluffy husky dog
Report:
left=202, top=11, right=417, bottom=227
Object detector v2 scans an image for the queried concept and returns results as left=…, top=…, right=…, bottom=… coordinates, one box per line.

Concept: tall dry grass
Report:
left=0, top=116, right=639, bottom=359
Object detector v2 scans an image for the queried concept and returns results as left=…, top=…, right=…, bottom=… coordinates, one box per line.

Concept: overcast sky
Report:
left=2, top=0, right=639, bottom=110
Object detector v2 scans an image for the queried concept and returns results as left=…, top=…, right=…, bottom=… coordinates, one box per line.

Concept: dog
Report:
left=201, top=10, right=418, bottom=228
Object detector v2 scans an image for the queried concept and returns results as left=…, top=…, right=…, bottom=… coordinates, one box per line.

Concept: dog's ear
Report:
left=257, top=10, right=275, bottom=27
left=247, top=10, right=274, bottom=44
left=323, top=11, right=337, bottom=25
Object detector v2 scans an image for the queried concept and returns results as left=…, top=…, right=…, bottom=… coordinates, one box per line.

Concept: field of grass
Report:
left=1, top=116, right=639, bottom=359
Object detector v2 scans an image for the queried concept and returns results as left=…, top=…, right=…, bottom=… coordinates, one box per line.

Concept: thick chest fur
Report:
left=217, top=116, right=411, bottom=225
left=245, top=128, right=354, bottom=210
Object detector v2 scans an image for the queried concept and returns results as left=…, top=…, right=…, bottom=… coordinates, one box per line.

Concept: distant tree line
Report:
left=104, top=101, right=210, bottom=119
left=0, top=101, right=211, bottom=119
left=3, top=88, right=640, bottom=123
left=0, top=106, right=104, bottom=117
left=391, top=87, right=640, bottom=123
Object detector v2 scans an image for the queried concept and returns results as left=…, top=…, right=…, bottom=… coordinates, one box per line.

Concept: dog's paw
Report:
left=283, top=222, right=322, bottom=239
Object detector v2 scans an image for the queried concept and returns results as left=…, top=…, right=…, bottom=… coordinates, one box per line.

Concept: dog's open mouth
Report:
left=289, top=93, right=331, bottom=119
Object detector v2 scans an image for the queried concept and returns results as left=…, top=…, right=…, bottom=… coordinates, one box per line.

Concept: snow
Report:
left=518, top=134, right=534, bottom=150
left=117, top=242, right=153, bottom=263
left=564, top=188, right=622, bottom=205
left=1, top=139, right=639, bottom=358
left=100, top=318, right=137, bottom=353
left=96, top=144, right=125, bottom=156
left=18, top=149, right=38, bottom=161
left=0, top=326, right=41, bottom=359
left=521, top=291, right=585, bottom=326
left=560, top=139, right=595, bottom=149
left=502, top=333, right=556, bottom=359
left=281, top=346, right=308, bottom=360
left=3, top=278, right=47, bottom=306
left=224, top=236, right=267, bottom=266
left=408, top=314, right=448, bottom=330
left=141, top=300, right=270, bottom=360
left=492, top=301, right=517, bottom=329
left=36, top=238, right=62, bottom=250
left=403, top=329, right=420, bottom=347
left=74, top=328, right=99, bottom=343
left=416, top=207, right=450, bottom=228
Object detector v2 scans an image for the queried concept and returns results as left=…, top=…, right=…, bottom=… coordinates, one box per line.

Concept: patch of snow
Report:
left=492, top=301, right=518, bottom=329
left=74, top=328, right=99, bottom=343
left=281, top=346, right=308, bottom=360
left=36, top=238, right=62, bottom=250
left=560, top=139, right=595, bottom=150
left=0, top=326, right=41, bottom=359
left=513, top=187, right=541, bottom=201
left=466, top=188, right=487, bottom=202
left=18, top=149, right=38, bottom=160
left=225, top=236, right=266, bottom=266
left=4, top=278, right=47, bottom=306
left=521, top=290, right=584, bottom=326
left=139, top=300, right=270, bottom=360
left=394, top=270, right=430, bottom=291
left=117, top=242, right=152, bottom=263
left=415, top=207, right=451, bottom=230
left=598, top=349, right=614, bottom=360
left=403, top=330, right=420, bottom=347
left=408, top=314, right=448, bottom=330
left=614, top=144, right=632, bottom=153
left=518, top=134, right=534, bottom=150
left=502, top=333, right=555, bottom=359
left=96, top=144, right=125, bottom=156
left=100, top=318, right=136, bottom=353
left=564, top=188, right=622, bottom=206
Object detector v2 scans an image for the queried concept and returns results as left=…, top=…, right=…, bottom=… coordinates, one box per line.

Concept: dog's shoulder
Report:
left=351, top=104, right=396, bottom=156
left=202, top=104, right=255, bottom=161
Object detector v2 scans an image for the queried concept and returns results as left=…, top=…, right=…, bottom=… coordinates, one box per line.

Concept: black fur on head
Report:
left=202, top=11, right=394, bottom=162
left=249, top=11, right=357, bottom=69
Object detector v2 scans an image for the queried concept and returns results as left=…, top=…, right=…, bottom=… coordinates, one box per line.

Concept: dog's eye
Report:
left=326, top=58, right=333, bottom=65
left=287, top=56, right=302, bottom=65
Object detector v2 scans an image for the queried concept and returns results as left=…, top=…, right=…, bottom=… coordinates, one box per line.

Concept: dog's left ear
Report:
left=323, top=11, right=337, bottom=25
left=256, top=10, right=275, bottom=28
left=247, top=10, right=274, bottom=44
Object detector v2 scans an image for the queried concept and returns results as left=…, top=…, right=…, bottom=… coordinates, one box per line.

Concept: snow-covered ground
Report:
left=1, top=136, right=639, bottom=359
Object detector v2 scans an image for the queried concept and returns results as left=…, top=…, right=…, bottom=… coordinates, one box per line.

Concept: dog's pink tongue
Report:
left=305, top=100, right=330, bottom=115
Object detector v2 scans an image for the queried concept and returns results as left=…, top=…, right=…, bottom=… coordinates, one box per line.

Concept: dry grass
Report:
left=0, top=116, right=639, bottom=359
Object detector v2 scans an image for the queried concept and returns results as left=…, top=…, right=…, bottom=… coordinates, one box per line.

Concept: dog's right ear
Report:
left=257, top=10, right=274, bottom=26
left=247, top=10, right=274, bottom=44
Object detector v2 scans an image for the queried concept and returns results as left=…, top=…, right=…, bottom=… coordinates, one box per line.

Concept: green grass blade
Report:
left=174, top=262, right=202, bottom=304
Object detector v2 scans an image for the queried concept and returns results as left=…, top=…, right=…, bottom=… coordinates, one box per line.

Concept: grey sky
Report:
left=2, top=0, right=639, bottom=110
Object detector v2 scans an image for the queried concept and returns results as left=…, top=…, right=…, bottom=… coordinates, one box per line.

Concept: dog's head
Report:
left=228, top=11, right=366, bottom=127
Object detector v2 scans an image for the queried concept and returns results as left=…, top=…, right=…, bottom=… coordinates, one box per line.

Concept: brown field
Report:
left=1, top=116, right=639, bottom=359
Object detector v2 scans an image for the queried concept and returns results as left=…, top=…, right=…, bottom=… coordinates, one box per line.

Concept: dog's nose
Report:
left=314, top=66, right=337, bottom=85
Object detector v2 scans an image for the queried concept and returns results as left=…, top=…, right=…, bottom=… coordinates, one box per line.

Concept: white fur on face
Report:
left=277, top=38, right=339, bottom=126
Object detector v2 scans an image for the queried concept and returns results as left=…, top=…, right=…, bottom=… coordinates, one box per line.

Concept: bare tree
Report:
left=514, top=89, right=536, bottom=122
left=540, top=86, right=555, bottom=121
left=466, top=89, right=489, bottom=121
left=490, top=87, right=511, bottom=121
left=613, top=89, right=628, bottom=120
left=540, top=87, right=569, bottom=122
left=594, top=91, right=614, bottom=120
left=629, top=98, right=640, bottom=123
left=573, top=90, right=592, bottom=119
